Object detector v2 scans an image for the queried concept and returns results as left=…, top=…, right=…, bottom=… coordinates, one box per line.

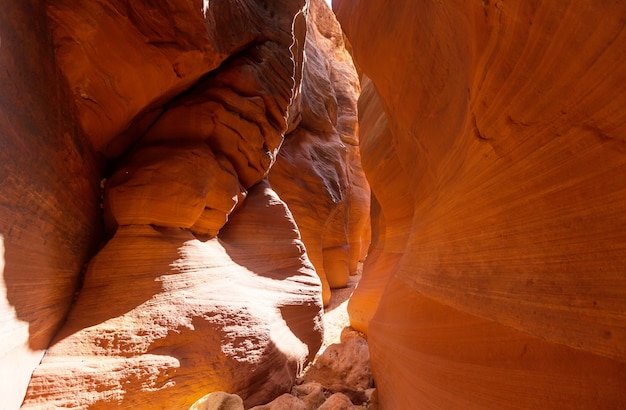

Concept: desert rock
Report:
left=335, top=0, right=626, bottom=407
left=317, top=393, right=355, bottom=410
left=302, top=336, right=373, bottom=394
left=189, top=391, right=245, bottom=410
left=269, top=0, right=370, bottom=306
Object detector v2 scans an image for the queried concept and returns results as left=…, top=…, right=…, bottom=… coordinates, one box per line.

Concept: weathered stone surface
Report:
left=317, top=393, right=355, bottom=410
left=0, top=1, right=103, bottom=408
left=336, top=0, right=626, bottom=407
left=22, top=181, right=323, bottom=409
left=291, top=382, right=326, bottom=410
left=269, top=0, right=370, bottom=305
left=46, top=0, right=307, bottom=160
left=189, top=391, right=244, bottom=410
left=249, top=393, right=307, bottom=410
left=105, top=143, right=245, bottom=232
left=15, top=0, right=335, bottom=408
left=302, top=336, right=373, bottom=394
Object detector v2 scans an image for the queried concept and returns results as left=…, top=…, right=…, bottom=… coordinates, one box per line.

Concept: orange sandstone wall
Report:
left=19, top=0, right=324, bottom=407
left=0, top=1, right=103, bottom=408
left=1, top=0, right=363, bottom=407
left=269, top=0, right=370, bottom=306
left=335, top=0, right=626, bottom=407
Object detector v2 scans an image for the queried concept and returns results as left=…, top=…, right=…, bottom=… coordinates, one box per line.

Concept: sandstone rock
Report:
left=347, top=77, right=407, bottom=334
left=269, top=0, right=370, bottom=305
left=18, top=0, right=324, bottom=407
left=365, top=389, right=378, bottom=410
left=336, top=0, right=626, bottom=407
left=46, top=0, right=307, bottom=160
left=22, top=181, right=324, bottom=409
left=0, top=2, right=103, bottom=408
left=189, top=391, right=244, bottom=410
left=339, top=326, right=366, bottom=343
left=3, top=0, right=360, bottom=408
left=370, top=277, right=626, bottom=408
left=291, top=382, right=326, bottom=410
left=249, top=393, right=307, bottom=410
left=317, top=392, right=355, bottom=410
left=104, top=143, right=244, bottom=232
left=303, top=336, right=373, bottom=393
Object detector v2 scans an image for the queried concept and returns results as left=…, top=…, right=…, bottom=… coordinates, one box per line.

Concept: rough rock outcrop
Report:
left=2, top=0, right=366, bottom=407
left=302, top=336, right=372, bottom=395
left=190, top=391, right=244, bottom=410
left=335, top=0, right=626, bottom=408
left=269, top=0, right=370, bottom=306
left=316, top=393, right=354, bottom=410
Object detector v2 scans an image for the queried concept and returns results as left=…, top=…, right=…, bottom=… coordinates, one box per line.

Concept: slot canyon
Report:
left=1, top=0, right=625, bottom=408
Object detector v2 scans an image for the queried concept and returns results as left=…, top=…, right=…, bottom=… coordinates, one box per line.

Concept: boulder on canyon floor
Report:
left=335, top=0, right=626, bottom=407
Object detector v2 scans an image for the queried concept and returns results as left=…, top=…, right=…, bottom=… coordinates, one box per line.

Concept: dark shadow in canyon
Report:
left=0, top=0, right=103, bottom=351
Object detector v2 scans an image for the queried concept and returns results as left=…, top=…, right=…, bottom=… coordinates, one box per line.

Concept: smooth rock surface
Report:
left=22, top=181, right=323, bottom=409
left=0, top=1, right=103, bottom=408
left=335, top=0, right=626, bottom=407
left=347, top=77, right=405, bottom=333
left=269, top=0, right=370, bottom=306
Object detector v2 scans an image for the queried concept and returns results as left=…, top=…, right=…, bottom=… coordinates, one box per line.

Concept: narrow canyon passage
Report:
left=1, top=0, right=626, bottom=409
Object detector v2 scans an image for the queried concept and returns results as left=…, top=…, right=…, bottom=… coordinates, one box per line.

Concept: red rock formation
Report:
left=0, top=0, right=371, bottom=407
left=269, top=0, right=370, bottom=306
left=335, top=0, right=626, bottom=407
left=347, top=76, right=408, bottom=333
left=23, top=181, right=323, bottom=409
left=0, top=2, right=103, bottom=408
left=19, top=0, right=326, bottom=406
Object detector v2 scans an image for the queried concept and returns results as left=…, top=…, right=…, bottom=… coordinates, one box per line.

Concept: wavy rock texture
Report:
left=0, top=2, right=103, bottom=408
left=335, top=0, right=626, bottom=408
left=45, top=0, right=305, bottom=160
left=23, top=181, right=323, bottom=409
left=11, top=0, right=347, bottom=408
left=269, top=0, right=370, bottom=306
left=347, top=76, right=408, bottom=333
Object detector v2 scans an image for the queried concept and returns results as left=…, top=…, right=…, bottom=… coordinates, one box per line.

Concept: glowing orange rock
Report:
left=336, top=0, right=626, bottom=407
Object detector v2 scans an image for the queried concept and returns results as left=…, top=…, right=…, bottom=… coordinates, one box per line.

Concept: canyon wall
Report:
left=0, top=1, right=103, bottom=408
left=1, top=0, right=365, bottom=408
left=269, top=0, right=370, bottom=305
left=335, top=0, right=626, bottom=408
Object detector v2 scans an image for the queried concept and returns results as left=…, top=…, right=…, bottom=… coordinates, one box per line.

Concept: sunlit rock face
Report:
left=23, top=181, right=323, bottom=409
left=335, top=0, right=626, bottom=408
left=4, top=0, right=365, bottom=407
left=269, top=0, right=370, bottom=306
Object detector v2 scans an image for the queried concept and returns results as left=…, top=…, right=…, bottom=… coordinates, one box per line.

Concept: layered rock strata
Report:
left=12, top=0, right=362, bottom=408
left=23, top=181, right=323, bottom=409
left=0, top=1, right=103, bottom=408
left=269, top=0, right=370, bottom=306
left=335, top=0, right=626, bottom=407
